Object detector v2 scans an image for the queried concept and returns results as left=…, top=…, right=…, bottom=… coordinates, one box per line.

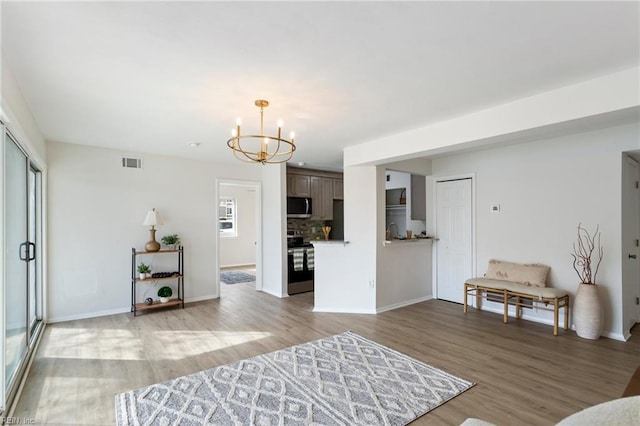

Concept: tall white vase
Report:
left=573, top=283, right=603, bottom=339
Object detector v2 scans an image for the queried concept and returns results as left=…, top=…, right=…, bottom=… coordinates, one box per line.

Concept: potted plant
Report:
left=571, top=223, right=604, bottom=339
left=137, top=263, right=151, bottom=280
left=161, top=234, right=181, bottom=249
left=158, top=286, right=173, bottom=303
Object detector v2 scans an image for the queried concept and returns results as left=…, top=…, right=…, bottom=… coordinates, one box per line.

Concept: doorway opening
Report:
left=217, top=180, right=262, bottom=296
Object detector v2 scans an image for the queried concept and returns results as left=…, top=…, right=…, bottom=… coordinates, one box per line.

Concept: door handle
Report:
left=19, top=242, right=27, bottom=261
left=28, top=242, right=36, bottom=261
left=630, top=254, right=638, bottom=259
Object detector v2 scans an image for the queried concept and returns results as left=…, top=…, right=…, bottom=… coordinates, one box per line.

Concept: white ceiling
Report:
left=2, top=1, right=638, bottom=170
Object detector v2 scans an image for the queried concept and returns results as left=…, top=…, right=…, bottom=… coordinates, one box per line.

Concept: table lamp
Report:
left=143, top=208, right=164, bottom=252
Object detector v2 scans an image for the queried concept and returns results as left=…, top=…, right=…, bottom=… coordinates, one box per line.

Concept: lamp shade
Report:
left=143, top=208, right=164, bottom=226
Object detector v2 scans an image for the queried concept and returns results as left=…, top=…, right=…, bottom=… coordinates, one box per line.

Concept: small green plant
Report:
left=137, top=263, right=151, bottom=274
left=157, top=286, right=173, bottom=298
left=161, top=234, right=181, bottom=246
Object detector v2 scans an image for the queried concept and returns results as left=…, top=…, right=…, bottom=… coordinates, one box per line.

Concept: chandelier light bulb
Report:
left=290, top=131, right=295, bottom=140
left=236, top=117, right=242, bottom=126
left=277, top=119, right=283, bottom=128
left=231, top=128, right=237, bottom=137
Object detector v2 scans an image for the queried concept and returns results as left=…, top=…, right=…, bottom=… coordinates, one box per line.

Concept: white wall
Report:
left=219, top=185, right=257, bottom=267
left=376, top=242, right=433, bottom=312
left=47, top=141, right=261, bottom=322
left=431, top=123, right=639, bottom=340
left=1, top=53, right=47, bottom=166
left=313, top=165, right=378, bottom=313
left=260, top=164, right=287, bottom=298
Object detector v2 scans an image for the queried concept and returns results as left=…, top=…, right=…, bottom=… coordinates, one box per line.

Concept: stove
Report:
left=286, top=230, right=314, bottom=294
left=287, top=230, right=305, bottom=248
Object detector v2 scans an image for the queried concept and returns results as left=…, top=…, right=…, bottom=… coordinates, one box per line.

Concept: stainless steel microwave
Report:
left=287, top=197, right=312, bottom=218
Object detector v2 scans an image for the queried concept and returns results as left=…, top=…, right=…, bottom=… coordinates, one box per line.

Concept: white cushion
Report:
left=556, top=396, right=640, bottom=426
left=485, top=259, right=550, bottom=287
left=461, top=396, right=640, bottom=426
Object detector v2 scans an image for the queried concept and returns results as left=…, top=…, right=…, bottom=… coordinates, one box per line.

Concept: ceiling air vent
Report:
left=122, top=157, right=142, bottom=169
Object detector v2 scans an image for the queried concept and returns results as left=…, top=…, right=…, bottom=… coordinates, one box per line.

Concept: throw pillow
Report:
left=485, top=259, right=550, bottom=287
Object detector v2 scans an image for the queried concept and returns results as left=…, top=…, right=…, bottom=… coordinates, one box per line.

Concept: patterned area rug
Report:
left=220, top=270, right=255, bottom=284
left=115, top=331, right=474, bottom=425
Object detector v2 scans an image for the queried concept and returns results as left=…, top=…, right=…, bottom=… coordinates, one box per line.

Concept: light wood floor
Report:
left=13, top=282, right=640, bottom=425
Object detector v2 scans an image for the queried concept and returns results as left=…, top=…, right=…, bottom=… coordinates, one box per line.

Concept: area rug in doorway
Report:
left=115, top=331, right=474, bottom=426
left=220, top=270, right=255, bottom=284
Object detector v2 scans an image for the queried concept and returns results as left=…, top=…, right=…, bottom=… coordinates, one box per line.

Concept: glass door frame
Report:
left=28, top=164, right=43, bottom=339
left=1, top=126, right=45, bottom=413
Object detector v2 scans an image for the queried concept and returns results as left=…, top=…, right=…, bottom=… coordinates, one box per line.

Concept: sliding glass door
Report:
left=3, top=130, right=43, bottom=409
left=5, top=133, right=29, bottom=391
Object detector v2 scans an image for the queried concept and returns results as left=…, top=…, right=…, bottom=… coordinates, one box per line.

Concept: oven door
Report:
left=287, top=247, right=314, bottom=294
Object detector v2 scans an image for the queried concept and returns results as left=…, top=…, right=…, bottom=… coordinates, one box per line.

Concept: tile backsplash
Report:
left=287, top=219, right=331, bottom=242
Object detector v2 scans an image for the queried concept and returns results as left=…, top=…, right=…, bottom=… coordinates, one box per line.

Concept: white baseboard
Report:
left=220, top=263, right=256, bottom=269
left=48, top=307, right=131, bottom=323
left=601, top=331, right=627, bottom=342
left=477, top=305, right=626, bottom=341
left=376, top=295, right=433, bottom=313
left=261, top=288, right=288, bottom=298
left=479, top=305, right=557, bottom=327
left=48, top=296, right=220, bottom=323
left=185, top=294, right=218, bottom=303
left=312, top=306, right=377, bottom=314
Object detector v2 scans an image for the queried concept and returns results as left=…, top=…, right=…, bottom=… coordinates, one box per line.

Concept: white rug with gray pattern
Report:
left=115, top=331, right=474, bottom=425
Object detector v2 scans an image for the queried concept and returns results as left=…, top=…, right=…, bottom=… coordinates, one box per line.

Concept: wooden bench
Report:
left=464, top=278, right=570, bottom=335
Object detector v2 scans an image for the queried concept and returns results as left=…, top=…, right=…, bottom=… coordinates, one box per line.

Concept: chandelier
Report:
left=227, top=100, right=296, bottom=164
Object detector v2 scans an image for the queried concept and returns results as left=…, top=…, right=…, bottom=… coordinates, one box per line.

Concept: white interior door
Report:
left=436, top=178, right=472, bottom=303
left=623, top=157, right=640, bottom=325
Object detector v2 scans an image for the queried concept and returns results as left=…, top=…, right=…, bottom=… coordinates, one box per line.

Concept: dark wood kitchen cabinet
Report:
left=287, top=174, right=311, bottom=197
left=333, top=179, right=343, bottom=200
left=310, top=176, right=334, bottom=220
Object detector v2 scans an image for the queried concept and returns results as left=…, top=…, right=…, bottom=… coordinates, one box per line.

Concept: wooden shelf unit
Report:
left=134, top=298, right=183, bottom=312
left=131, top=246, right=184, bottom=316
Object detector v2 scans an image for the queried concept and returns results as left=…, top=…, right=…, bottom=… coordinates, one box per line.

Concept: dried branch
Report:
left=571, top=223, right=603, bottom=284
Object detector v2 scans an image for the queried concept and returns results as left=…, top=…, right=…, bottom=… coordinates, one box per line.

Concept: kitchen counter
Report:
left=310, top=240, right=349, bottom=246
left=382, top=237, right=437, bottom=247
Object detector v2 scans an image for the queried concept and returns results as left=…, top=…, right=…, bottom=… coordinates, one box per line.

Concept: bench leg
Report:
left=564, top=296, right=570, bottom=330
left=463, top=284, right=468, bottom=313
left=515, top=296, right=521, bottom=319
left=553, top=298, right=559, bottom=336
left=503, top=290, right=509, bottom=323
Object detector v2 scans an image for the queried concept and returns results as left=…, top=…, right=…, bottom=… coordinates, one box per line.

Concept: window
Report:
left=219, top=197, right=237, bottom=237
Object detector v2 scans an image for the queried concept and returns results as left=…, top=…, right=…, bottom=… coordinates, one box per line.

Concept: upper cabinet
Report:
left=310, top=176, right=335, bottom=220
left=287, top=167, right=343, bottom=220
left=287, top=174, right=311, bottom=197
left=333, top=179, right=344, bottom=200
left=410, top=174, right=426, bottom=221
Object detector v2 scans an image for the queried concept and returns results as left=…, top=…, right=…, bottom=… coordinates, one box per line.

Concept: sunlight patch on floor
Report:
left=41, top=327, right=144, bottom=360
left=150, top=330, right=272, bottom=360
